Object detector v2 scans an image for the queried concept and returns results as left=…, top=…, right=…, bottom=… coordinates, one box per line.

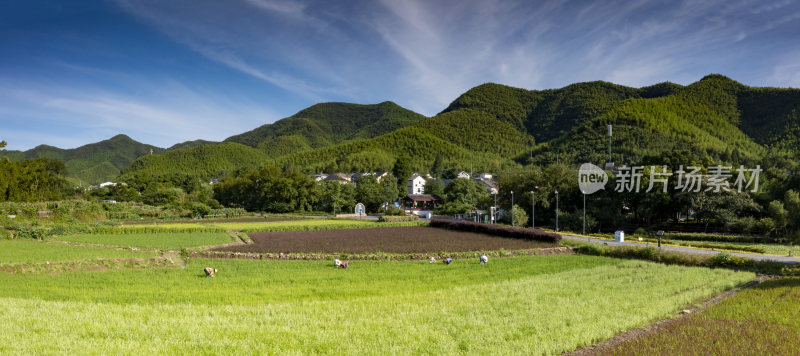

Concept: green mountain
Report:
left=30, top=74, right=800, bottom=188
left=3, top=134, right=164, bottom=184
left=528, top=74, right=799, bottom=165
left=118, top=142, right=268, bottom=187
left=225, top=101, right=427, bottom=157
left=167, top=139, right=218, bottom=151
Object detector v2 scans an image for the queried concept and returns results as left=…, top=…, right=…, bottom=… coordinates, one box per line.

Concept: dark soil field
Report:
left=215, top=226, right=558, bottom=254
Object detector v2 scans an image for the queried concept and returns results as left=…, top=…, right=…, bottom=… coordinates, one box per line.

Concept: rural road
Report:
left=560, top=234, right=800, bottom=264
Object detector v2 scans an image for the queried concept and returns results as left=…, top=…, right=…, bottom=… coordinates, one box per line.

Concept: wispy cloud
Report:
left=113, top=0, right=800, bottom=115
left=0, top=78, right=276, bottom=150
left=6, top=0, right=800, bottom=152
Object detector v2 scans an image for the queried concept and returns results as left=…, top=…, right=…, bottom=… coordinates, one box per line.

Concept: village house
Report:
left=323, top=173, right=351, bottom=184
left=310, top=173, right=328, bottom=182
left=407, top=173, right=426, bottom=195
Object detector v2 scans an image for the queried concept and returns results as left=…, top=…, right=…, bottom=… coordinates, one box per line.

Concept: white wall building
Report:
left=407, top=174, right=426, bottom=195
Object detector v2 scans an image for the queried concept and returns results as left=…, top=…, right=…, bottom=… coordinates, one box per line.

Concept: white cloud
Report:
left=0, top=79, right=277, bottom=150
left=112, top=0, right=800, bottom=116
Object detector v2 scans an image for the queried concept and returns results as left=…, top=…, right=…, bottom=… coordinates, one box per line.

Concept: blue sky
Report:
left=2, top=0, right=800, bottom=150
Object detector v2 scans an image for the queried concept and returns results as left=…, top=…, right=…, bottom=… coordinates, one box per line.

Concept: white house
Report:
left=407, top=173, right=426, bottom=195
left=457, top=171, right=471, bottom=179
left=310, top=173, right=328, bottom=182
left=479, top=173, right=492, bottom=180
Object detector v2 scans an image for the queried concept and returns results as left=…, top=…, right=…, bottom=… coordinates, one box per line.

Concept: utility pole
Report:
left=511, top=190, right=515, bottom=227
left=531, top=188, right=537, bottom=229
left=555, top=190, right=559, bottom=232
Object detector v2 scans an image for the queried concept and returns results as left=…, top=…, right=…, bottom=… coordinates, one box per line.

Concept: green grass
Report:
left=605, top=277, right=800, bottom=355
left=53, top=232, right=232, bottom=250
left=0, top=255, right=753, bottom=354
left=0, top=240, right=158, bottom=264
left=214, top=219, right=427, bottom=232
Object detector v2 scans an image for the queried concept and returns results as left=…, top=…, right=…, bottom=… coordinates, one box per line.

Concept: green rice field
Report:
left=605, top=277, right=800, bottom=355
left=0, top=239, right=158, bottom=264
left=0, top=255, right=753, bottom=354
left=53, top=232, right=233, bottom=249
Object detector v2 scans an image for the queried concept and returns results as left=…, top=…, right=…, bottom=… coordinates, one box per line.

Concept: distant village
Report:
left=309, top=171, right=498, bottom=215
left=88, top=171, right=499, bottom=216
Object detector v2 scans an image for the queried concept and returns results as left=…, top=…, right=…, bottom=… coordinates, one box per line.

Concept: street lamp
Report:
left=531, top=186, right=538, bottom=229
left=493, top=192, right=498, bottom=224
left=582, top=192, right=586, bottom=235
left=554, top=190, right=559, bottom=232
left=511, top=190, right=515, bottom=227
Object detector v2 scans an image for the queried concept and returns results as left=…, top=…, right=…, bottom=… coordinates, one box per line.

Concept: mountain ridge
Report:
left=7, top=74, right=800, bottom=186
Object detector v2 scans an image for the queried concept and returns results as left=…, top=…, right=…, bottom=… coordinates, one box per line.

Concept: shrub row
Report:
left=378, top=215, right=419, bottom=222
left=663, top=232, right=768, bottom=244
left=573, top=244, right=799, bottom=276
left=428, top=220, right=561, bottom=243
left=636, top=236, right=767, bottom=254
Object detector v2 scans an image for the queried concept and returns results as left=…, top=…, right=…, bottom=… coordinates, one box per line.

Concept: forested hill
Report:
left=525, top=74, right=800, bottom=165
left=223, top=101, right=427, bottom=158
left=118, top=75, right=800, bottom=184
left=3, top=134, right=164, bottom=184
left=10, top=74, right=800, bottom=187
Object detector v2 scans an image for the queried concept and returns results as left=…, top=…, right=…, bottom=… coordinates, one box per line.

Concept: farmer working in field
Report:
left=204, top=267, right=217, bottom=278
left=480, top=253, right=488, bottom=264
left=444, top=257, right=453, bottom=265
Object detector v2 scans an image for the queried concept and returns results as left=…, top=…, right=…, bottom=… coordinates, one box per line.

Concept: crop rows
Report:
left=218, top=226, right=558, bottom=254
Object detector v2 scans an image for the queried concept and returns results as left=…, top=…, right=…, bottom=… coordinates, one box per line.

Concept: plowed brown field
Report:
left=214, top=226, right=557, bottom=254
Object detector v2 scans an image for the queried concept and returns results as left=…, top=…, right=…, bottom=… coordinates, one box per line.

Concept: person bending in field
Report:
left=204, top=267, right=217, bottom=278
left=480, top=254, right=488, bottom=264
left=340, top=261, right=349, bottom=269
left=429, top=256, right=436, bottom=264
left=334, top=259, right=342, bottom=268
left=444, top=257, right=453, bottom=265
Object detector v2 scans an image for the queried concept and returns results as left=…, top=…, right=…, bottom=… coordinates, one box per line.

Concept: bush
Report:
left=189, top=202, right=212, bottom=218
left=728, top=216, right=756, bottom=234
left=209, top=208, right=248, bottom=218
left=754, top=217, right=776, bottom=235
left=379, top=205, right=406, bottom=216
left=500, top=204, right=528, bottom=227
left=434, top=201, right=472, bottom=216
left=429, top=220, right=561, bottom=243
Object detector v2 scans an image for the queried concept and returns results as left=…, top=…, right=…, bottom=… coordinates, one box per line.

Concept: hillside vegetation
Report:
left=225, top=101, right=427, bottom=157
left=3, top=134, right=163, bottom=184
left=7, top=75, right=800, bottom=190
left=118, top=142, right=268, bottom=186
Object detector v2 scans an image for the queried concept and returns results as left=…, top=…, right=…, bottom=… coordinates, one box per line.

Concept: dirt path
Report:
left=563, top=276, right=769, bottom=355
